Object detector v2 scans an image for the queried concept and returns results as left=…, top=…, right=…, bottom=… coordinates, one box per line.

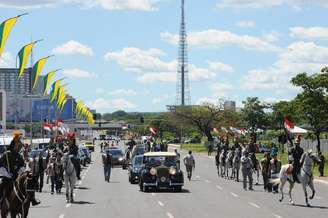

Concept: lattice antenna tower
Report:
left=175, top=0, right=191, bottom=106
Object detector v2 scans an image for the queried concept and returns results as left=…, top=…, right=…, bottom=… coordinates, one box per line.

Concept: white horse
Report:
left=273, top=150, right=320, bottom=207
left=225, top=150, right=234, bottom=179
left=219, top=150, right=226, bottom=178
left=62, top=154, right=76, bottom=203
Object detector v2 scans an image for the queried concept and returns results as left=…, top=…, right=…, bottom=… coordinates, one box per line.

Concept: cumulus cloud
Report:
left=0, top=52, right=14, bottom=67
left=109, top=89, right=138, bottom=96
left=290, top=26, right=328, bottom=40
left=236, top=20, right=256, bottom=28
left=52, top=40, right=94, bottom=56
left=241, top=41, right=328, bottom=96
left=63, top=68, right=97, bottom=78
left=210, top=83, right=234, bottom=97
left=105, top=47, right=233, bottom=84
left=160, top=29, right=281, bottom=52
left=87, top=98, right=136, bottom=110
left=0, top=0, right=159, bottom=11
left=216, top=0, right=328, bottom=9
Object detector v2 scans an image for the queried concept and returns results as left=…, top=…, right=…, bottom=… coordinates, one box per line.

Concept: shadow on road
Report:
left=293, top=204, right=328, bottom=209
left=75, top=186, right=91, bottom=190
left=72, top=201, right=95, bottom=205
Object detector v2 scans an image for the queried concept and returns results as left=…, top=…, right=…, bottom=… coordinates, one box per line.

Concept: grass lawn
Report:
left=180, top=143, right=328, bottom=177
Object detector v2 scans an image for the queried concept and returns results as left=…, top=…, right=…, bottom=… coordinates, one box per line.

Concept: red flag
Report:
left=284, top=117, right=294, bottom=131
left=149, top=126, right=157, bottom=135
left=55, top=119, right=64, bottom=127
left=43, top=123, right=53, bottom=132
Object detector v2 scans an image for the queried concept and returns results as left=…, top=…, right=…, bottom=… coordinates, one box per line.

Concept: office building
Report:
left=0, top=90, right=6, bottom=131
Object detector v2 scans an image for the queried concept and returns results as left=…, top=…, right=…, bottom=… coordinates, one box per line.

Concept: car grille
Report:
left=157, top=167, right=169, bottom=182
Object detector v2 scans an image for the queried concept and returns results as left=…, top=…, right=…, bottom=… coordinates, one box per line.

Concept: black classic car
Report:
left=105, top=147, right=128, bottom=169
left=128, top=155, right=144, bottom=184
left=139, top=152, right=184, bottom=192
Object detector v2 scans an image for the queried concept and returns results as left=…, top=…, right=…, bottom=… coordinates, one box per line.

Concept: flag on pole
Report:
left=50, top=80, right=61, bottom=102
left=0, top=14, right=26, bottom=56
left=43, top=123, right=53, bottom=132
left=43, top=70, right=57, bottom=95
left=284, top=117, right=294, bottom=132
left=32, top=56, right=51, bottom=90
left=56, top=85, right=66, bottom=108
left=149, top=126, right=157, bottom=135
left=17, top=42, right=35, bottom=79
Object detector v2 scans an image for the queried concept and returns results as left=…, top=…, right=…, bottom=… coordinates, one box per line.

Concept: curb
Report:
left=168, top=144, right=181, bottom=149
left=314, top=178, right=328, bottom=185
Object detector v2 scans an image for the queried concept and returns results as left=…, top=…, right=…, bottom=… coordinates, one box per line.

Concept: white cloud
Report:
left=63, top=68, right=97, bottom=78
left=0, top=52, right=14, bottom=67
left=216, top=0, right=328, bottom=9
left=196, top=97, right=219, bottom=105
left=152, top=94, right=172, bottom=104
left=87, top=98, right=136, bottom=110
left=241, top=41, right=328, bottom=96
left=0, top=0, right=159, bottom=11
left=290, top=26, right=328, bottom=40
left=210, top=83, right=234, bottom=97
left=161, top=29, right=281, bottom=52
left=52, top=40, right=94, bottom=56
left=236, top=20, right=256, bottom=28
left=109, top=89, right=138, bottom=96
left=105, top=47, right=232, bottom=84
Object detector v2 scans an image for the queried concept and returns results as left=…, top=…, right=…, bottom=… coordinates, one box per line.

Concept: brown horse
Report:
left=1, top=171, right=38, bottom=218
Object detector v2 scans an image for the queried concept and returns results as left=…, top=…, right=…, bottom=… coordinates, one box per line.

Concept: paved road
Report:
left=29, top=141, right=328, bottom=218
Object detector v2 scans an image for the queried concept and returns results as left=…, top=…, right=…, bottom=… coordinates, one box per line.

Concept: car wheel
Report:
left=139, top=180, right=144, bottom=191
left=143, top=185, right=148, bottom=192
left=175, top=186, right=182, bottom=192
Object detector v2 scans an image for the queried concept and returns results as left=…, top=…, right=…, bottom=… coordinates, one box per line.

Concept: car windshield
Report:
left=133, top=156, right=143, bottom=166
left=107, top=149, right=123, bottom=156
left=144, top=156, right=177, bottom=167
left=135, top=147, right=146, bottom=155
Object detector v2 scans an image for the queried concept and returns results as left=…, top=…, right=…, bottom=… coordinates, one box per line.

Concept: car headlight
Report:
left=149, top=167, right=157, bottom=176
left=133, top=167, right=139, bottom=172
left=118, top=157, right=123, bottom=161
left=169, top=167, right=176, bottom=175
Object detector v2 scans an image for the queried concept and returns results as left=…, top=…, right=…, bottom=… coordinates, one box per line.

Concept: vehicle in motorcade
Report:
left=80, top=146, right=91, bottom=164
left=139, top=152, right=184, bottom=192
left=259, top=144, right=271, bottom=153
left=105, top=148, right=127, bottom=169
left=84, top=141, right=95, bottom=152
left=131, top=145, right=146, bottom=160
left=0, top=136, right=12, bottom=156
left=128, top=155, right=144, bottom=184
left=78, top=148, right=87, bottom=167
left=31, top=138, right=51, bottom=150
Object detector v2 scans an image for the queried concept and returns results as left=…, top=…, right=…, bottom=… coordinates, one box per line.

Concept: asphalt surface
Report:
left=29, top=141, right=328, bottom=218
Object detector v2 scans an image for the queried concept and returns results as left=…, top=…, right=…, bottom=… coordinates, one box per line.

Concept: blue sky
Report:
left=1, top=0, right=328, bottom=113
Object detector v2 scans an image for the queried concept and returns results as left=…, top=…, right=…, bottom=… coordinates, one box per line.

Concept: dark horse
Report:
left=0, top=171, right=38, bottom=218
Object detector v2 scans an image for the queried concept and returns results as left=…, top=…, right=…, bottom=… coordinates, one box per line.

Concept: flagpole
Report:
left=30, top=36, right=34, bottom=147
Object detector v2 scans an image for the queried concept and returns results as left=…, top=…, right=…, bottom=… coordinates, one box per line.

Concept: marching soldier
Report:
left=241, top=150, right=253, bottom=191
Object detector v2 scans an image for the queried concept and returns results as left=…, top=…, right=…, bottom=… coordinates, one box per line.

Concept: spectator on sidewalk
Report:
left=260, top=152, right=272, bottom=192
left=318, top=152, right=325, bottom=177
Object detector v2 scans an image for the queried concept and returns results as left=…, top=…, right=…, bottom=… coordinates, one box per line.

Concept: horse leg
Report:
left=308, top=179, right=315, bottom=200
left=288, top=181, right=295, bottom=205
left=279, top=179, right=285, bottom=202
left=65, top=180, right=69, bottom=203
left=302, top=180, right=310, bottom=207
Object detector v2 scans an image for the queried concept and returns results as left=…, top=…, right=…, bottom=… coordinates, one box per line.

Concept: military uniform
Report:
left=0, top=150, right=25, bottom=180
left=69, top=143, right=81, bottom=180
left=288, top=144, right=304, bottom=182
left=241, top=153, right=253, bottom=190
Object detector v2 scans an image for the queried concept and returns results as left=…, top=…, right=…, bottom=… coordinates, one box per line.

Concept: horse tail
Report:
left=271, top=178, right=281, bottom=185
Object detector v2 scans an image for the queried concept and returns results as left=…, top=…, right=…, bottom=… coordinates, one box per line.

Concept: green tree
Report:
left=241, top=97, right=269, bottom=134
left=170, top=103, right=222, bottom=142
left=291, top=69, right=328, bottom=152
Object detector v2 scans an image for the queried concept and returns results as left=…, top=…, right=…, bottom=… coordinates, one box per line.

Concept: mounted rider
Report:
left=288, top=136, right=304, bottom=183
left=66, top=132, right=81, bottom=180
left=0, top=131, right=40, bottom=206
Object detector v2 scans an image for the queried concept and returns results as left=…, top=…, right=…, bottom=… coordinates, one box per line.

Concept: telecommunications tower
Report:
left=175, top=0, right=191, bottom=106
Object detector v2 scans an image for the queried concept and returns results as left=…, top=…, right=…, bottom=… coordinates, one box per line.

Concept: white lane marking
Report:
left=158, top=201, right=164, bottom=207
left=273, top=214, right=283, bottom=218
left=151, top=193, right=156, bottom=197
left=59, top=214, right=65, bottom=218
left=216, top=185, right=223, bottom=190
left=167, top=212, right=174, bottom=218
left=66, top=203, right=71, bottom=208
left=204, top=179, right=211, bottom=183
left=230, top=192, right=239, bottom=198
left=249, top=202, right=260, bottom=208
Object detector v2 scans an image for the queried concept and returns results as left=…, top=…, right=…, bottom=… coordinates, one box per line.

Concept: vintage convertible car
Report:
left=139, top=152, right=184, bottom=192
